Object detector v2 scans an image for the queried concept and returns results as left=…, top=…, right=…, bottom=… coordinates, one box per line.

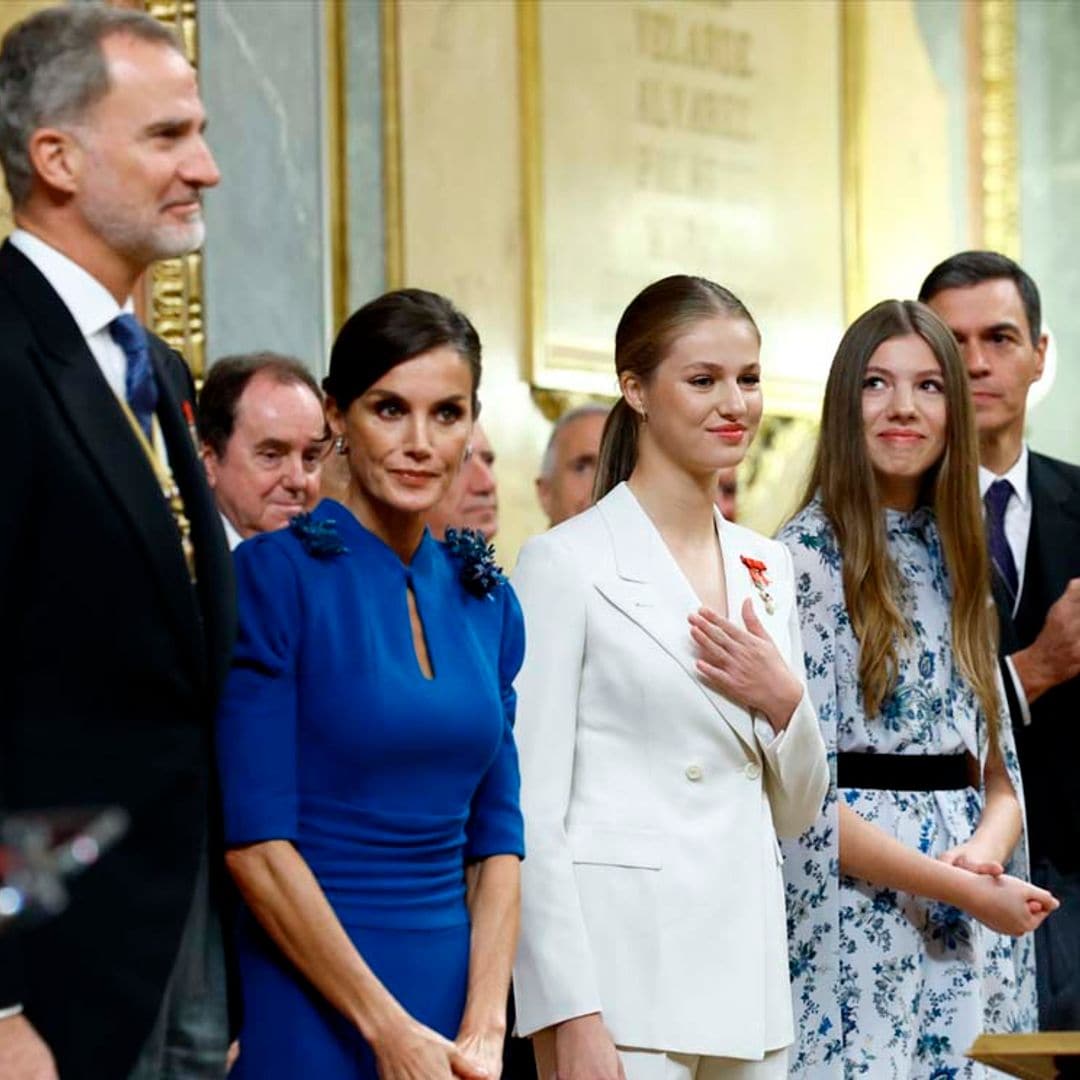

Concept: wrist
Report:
left=966, top=826, right=1011, bottom=868
left=457, top=1012, right=507, bottom=1041
left=558, top=1012, right=603, bottom=1033
left=761, top=677, right=802, bottom=730
left=1012, top=645, right=1048, bottom=705
left=937, top=862, right=989, bottom=916
left=356, top=998, right=410, bottom=1048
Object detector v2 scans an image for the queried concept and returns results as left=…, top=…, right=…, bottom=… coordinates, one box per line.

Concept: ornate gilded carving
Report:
left=381, top=0, right=404, bottom=290
left=327, top=0, right=349, bottom=331
left=145, top=1, right=206, bottom=379
left=967, top=0, right=1020, bottom=258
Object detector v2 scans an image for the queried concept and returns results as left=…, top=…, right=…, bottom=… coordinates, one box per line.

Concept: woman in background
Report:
left=216, top=289, right=523, bottom=1079
left=512, top=275, right=829, bottom=1080
left=780, top=299, right=1057, bottom=1078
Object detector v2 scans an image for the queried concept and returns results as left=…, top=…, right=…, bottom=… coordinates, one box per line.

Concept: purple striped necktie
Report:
left=984, top=477, right=1019, bottom=602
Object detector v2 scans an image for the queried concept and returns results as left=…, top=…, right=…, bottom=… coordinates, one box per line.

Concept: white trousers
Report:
left=617, top=1046, right=789, bottom=1080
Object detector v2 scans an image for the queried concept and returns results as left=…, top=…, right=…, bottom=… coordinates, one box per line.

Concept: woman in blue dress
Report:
left=216, top=289, right=524, bottom=1080
left=779, top=300, right=1058, bottom=1078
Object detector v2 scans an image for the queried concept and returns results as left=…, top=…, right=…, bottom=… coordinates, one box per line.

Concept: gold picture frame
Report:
left=519, top=0, right=1019, bottom=419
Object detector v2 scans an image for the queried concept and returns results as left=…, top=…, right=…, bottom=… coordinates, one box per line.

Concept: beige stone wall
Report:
left=397, top=0, right=550, bottom=568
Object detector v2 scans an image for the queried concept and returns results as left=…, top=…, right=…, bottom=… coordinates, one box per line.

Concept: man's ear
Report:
left=536, top=475, right=553, bottom=520
left=1032, top=332, right=1049, bottom=383
left=200, top=442, right=219, bottom=489
left=27, top=127, right=84, bottom=197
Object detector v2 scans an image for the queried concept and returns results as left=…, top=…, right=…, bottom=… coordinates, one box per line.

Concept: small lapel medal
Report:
left=739, top=555, right=776, bottom=615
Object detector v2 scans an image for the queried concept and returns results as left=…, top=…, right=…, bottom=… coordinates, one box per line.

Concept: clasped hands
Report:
left=689, top=599, right=802, bottom=733
left=369, top=1012, right=502, bottom=1080
left=938, top=840, right=1059, bottom=936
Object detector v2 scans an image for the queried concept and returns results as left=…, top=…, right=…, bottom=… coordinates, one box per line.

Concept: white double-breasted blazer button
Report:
left=743, top=761, right=761, bottom=781
left=685, top=764, right=704, bottom=782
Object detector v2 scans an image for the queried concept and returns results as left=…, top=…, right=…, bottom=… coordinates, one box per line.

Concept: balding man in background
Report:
left=535, top=404, right=608, bottom=528
left=425, top=421, right=499, bottom=540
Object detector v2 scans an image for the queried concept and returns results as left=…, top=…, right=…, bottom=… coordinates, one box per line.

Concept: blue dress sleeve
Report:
left=216, top=535, right=303, bottom=846
left=464, top=583, right=526, bottom=863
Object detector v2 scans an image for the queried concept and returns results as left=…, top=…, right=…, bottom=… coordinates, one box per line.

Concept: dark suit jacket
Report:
left=996, top=450, right=1080, bottom=875
left=0, top=240, right=235, bottom=1079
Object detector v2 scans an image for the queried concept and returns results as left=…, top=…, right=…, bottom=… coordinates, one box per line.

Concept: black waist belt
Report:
left=837, top=752, right=975, bottom=792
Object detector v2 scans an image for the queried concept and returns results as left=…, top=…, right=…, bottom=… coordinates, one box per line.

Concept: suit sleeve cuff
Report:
left=1004, top=655, right=1032, bottom=726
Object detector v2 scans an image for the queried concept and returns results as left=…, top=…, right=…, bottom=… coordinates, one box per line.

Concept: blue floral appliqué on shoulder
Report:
left=289, top=513, right=349, bottom=558
left=444, top=528, right=506, bottom=600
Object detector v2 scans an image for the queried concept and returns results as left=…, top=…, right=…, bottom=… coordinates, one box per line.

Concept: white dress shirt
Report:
left=221, top=513, right=243, bottom=552
left=9, top=228, right=171, bottom=466
left=9, top=228, right=133, bottom=399
left=979, top=445, right=1033, bottom=722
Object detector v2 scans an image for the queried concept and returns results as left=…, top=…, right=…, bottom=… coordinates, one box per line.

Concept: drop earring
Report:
left=333, top=435, right=347, bottom=455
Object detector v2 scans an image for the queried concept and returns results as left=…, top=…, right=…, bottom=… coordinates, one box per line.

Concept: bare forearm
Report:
left=838, top=804, right=975, bottom=909
left=459, top=855, right=520, bottom=1037
left=226, top=841, right=404, bottom=1041
left=970, top=750, right=1022, bottom=865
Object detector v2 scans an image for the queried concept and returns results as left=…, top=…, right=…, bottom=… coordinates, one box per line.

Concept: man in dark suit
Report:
left=921, top=252, right=1080, bottom=1030
left=0, top=6, right=233, bottom=1078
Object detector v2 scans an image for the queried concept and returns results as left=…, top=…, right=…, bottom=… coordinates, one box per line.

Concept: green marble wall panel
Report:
left=1019, top=0, right=1080, bottom=464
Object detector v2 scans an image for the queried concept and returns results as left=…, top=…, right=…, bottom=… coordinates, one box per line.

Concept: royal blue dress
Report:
left=216, top=499, right=525, bottom=1078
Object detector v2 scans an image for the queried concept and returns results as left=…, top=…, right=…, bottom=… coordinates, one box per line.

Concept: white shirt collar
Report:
left=978, top=443, right=1030, bottom=508
left=220, top=512, right=244, bottom=552
left=8, top=228, right=133, bottom=338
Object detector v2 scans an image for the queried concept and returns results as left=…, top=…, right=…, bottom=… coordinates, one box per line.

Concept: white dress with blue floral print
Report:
left=779, top=499, right=1037, bottom=1079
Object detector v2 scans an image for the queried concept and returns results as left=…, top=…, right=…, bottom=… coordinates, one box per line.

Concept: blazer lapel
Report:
left=1016, top=453, right=1080, bottom=643
left=594, top=484, right=756, bottom=751
left=3, top=244, right=205, bottom=676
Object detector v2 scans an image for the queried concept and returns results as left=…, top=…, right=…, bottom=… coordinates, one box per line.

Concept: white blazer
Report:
left=511, top=482, right=828, bottom=1060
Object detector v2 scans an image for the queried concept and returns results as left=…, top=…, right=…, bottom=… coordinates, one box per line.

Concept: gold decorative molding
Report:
left=738, top=415, right=818, bottom=536
left=326, top=0, right=349, bottom=331
left=529, top=386, right=612, bottom=423
left=967, top=0, right=1020, bottom=258
left=381, top=0, right=404, bottom=289
left=145, top=0, right=206, bottom=379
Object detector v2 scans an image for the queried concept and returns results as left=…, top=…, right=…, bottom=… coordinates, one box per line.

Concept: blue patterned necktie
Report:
left=109, top=313, right=158, bottom=441
left=984, top=478, right=1019, bottom=602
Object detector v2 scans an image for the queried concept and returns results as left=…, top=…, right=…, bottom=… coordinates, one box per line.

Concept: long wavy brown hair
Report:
left=796, top=299, right=1000, bottom=737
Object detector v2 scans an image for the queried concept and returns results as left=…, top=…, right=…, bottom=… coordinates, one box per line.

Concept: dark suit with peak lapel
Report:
left=996, top=450, right=1080, bottom=1029
left=0, top=240, right=235, bottom=1078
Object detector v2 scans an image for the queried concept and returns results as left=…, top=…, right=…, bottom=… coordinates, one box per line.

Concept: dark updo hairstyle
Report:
left=593, top=275, right=760, bottom=499
left=323, top=288, right=482, bottom=413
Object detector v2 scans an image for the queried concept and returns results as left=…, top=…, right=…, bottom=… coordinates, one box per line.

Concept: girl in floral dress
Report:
left=779, top=300, right=1057, bottom=1078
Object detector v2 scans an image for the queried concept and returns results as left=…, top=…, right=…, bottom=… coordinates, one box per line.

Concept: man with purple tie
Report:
left=921, top=252, right=1080, bottom=1030
left=0, top=6, right=233, bottom=1078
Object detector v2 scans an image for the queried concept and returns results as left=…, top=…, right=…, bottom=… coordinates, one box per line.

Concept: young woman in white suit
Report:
left=511, top=276, right=830, bottom=1080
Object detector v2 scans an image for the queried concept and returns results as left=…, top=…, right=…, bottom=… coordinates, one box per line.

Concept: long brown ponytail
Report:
left=593, top=275, right=760, bottom=500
